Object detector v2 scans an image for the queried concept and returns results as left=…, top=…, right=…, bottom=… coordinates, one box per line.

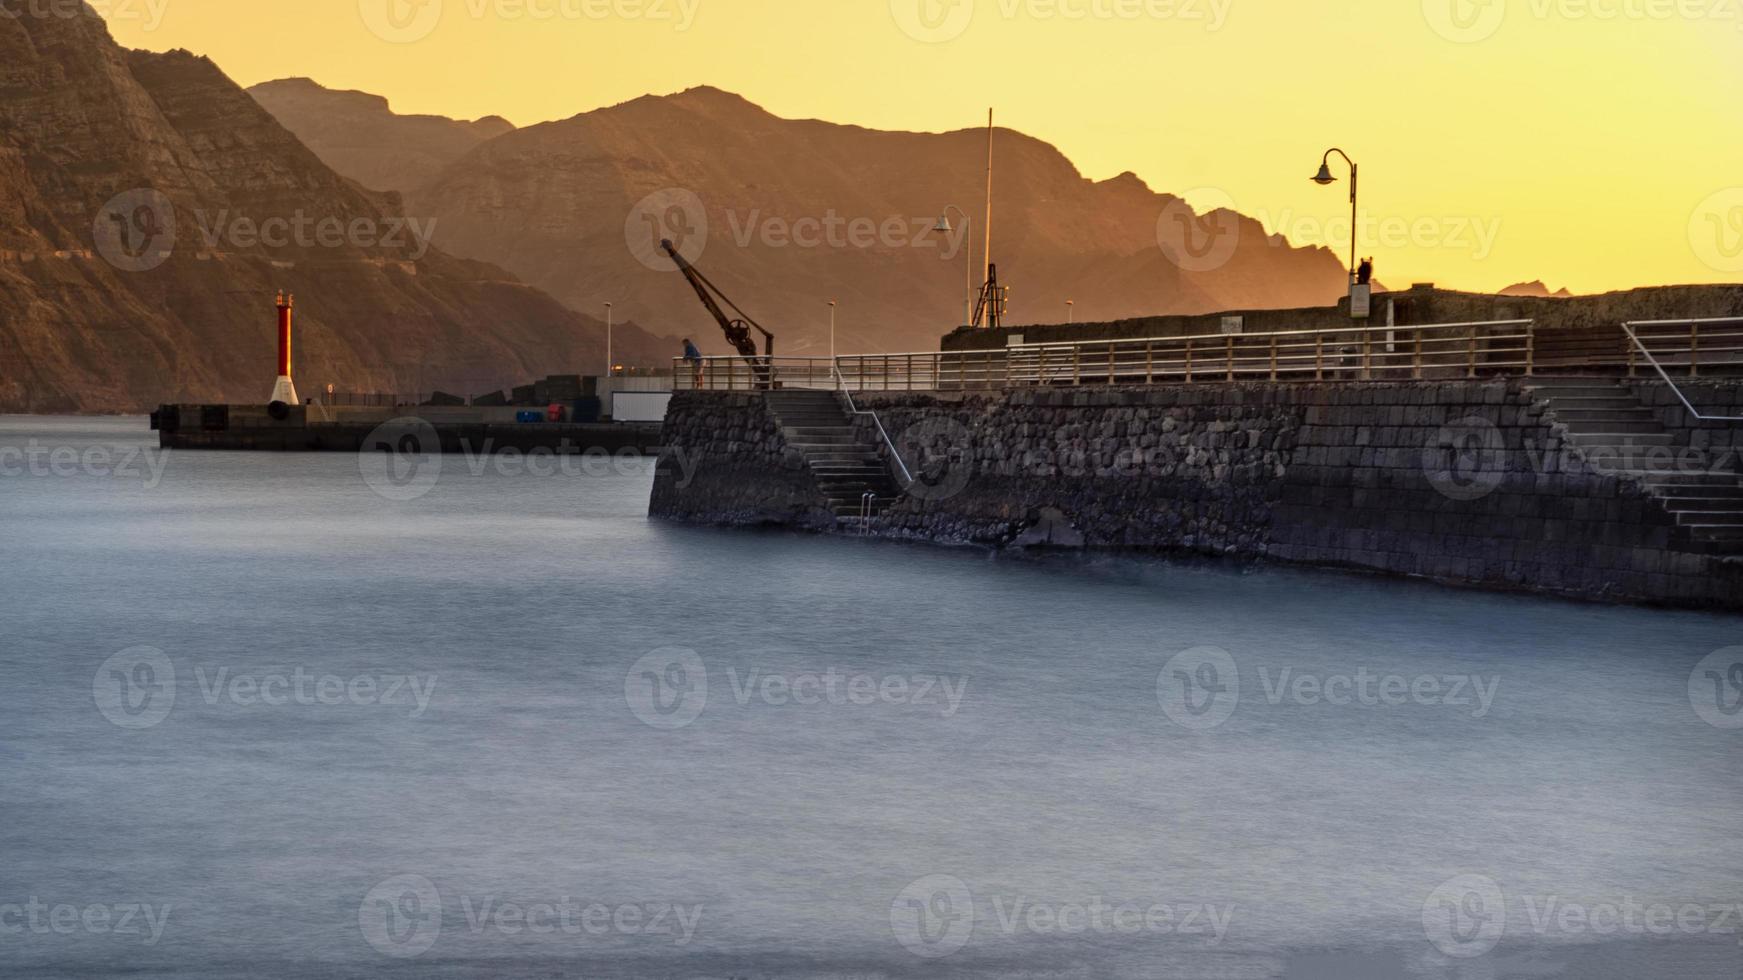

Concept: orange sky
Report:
left=104, top=0, right=1743, bottom=295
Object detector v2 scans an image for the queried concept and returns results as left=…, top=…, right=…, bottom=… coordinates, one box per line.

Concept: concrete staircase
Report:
left=765, top=390, right=903, bottom=523
left=1528, top=379, right=1743, bottom=552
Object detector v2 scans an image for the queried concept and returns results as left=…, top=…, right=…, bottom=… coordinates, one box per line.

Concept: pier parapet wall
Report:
left=652, top=383, right=1743, bottom=609
left=649, top=392, right=837, bottom=528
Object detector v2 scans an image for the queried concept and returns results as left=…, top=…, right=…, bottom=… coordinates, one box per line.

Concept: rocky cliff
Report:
left=249, top=78, right=514, bottom=197
left=251, top=81, right=1353, bottom=356
left=0, top=7, right=667, bottom=414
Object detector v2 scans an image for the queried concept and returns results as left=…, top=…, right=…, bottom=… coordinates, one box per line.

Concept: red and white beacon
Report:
left=269, top=291, right=300, bottom=406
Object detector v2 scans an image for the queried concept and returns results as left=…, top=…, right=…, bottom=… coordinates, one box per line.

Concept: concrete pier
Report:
left=152, top=403, right=662, bottom=454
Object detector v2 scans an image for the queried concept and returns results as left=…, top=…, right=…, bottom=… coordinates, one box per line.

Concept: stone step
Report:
left=1567, top=432, right=1677, bottom=447
left=1660, top=494, right=1743, bottom=511
left=1557, top=420, right=1666, bottom=435
left=790, top=442, right=876, bottom=453
left=768, top=389, right=907, bottom=512
left=768, top=396, right=844, bottom=406
left=1677, top=512, right=1743, bottom=527
left=784, top=432, right=859, bottom=444
left=1640, top=472, right=1742, bottom=487
left=1549, top=407, right=1658, bottom=420
left=1541, top=396, right=1643, bottom=410
left=776, top=415, right=852, bottom=425
left=1529, top=385, right=1627, bottom=397
left=1529, top=387, right=1628, bottom=399
left=1687, top=525, right=1743, bottom=542
left=1654, top=480, right=1743, bottom=493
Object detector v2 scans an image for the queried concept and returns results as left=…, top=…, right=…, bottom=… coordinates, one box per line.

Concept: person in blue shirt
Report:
left=682, top=339, right=703, bottom=387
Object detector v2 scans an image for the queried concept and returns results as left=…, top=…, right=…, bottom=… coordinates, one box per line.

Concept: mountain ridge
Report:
left=250, top=78, right=1354, bottom=354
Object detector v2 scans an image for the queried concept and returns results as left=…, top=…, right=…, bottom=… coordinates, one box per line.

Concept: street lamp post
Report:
left=932, top=205, right=973, bottom=328
left=1311, top=148, right=1359, bottom=288
left=829, top=300, right=838, bottom=363
left=604, top=302, right=613, bottom=378
left=1067, top=300, right=1075, bottom=324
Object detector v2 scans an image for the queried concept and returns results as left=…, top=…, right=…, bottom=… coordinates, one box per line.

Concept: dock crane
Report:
left=660, top=239, right=775, bottom=388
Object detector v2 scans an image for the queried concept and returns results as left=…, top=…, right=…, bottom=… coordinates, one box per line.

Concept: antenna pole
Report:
left=981, top=108, right=994, bottom=327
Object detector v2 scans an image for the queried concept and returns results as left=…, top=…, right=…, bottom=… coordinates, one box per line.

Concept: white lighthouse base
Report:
left=269, top=376, right=300, bottom=405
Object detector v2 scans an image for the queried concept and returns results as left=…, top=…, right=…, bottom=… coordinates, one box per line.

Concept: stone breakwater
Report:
left=648, top=392, right=837, bottom=529
left=650, top=383, right=1743, bottom=609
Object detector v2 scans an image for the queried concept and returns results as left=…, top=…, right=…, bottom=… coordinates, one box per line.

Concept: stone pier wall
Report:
left=650, top=392, right=836, bottom=529
left=1631, top=380, right=1743, bottom=460
left=651, top=384, right=1743, bottom=609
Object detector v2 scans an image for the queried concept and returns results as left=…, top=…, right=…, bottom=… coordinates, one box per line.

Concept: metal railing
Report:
left=1622, top=318, right=1743, bottom=422
left=673, top=319, right=1537, bottom=392
left=676, top=357, right=831, bottom=391
left=1003, top=320, right=1535, bottom=385
left=833, top=365, right=914, bottom=485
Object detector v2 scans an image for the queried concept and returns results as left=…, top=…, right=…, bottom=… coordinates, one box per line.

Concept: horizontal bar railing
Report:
left=671, top=320, right=1541, bottom=393
left=1006, top=320, right=1537, bottom=386
left=676, top=319, right=1540, bottom=390
left=1622, top=318, right=1743, bottom=422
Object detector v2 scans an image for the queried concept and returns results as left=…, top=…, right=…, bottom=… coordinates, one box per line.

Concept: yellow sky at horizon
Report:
left=102, top=0, right=1743, bottom=296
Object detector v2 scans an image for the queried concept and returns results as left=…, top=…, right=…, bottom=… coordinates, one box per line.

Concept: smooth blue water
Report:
left=1, top=415, right=1740, bottom=979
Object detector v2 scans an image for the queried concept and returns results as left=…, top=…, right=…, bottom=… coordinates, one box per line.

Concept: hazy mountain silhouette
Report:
left=0, top=7, right=666, bottom=413
left=1499, top=280, right=1574, bottom=299
left=251, top=78, right=515, bottom=199
left=250, top=81, right=1353, bottom=355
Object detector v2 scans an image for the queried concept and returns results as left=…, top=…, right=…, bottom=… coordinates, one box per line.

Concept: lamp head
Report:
left=933, top=216, right=954, bottom=234
left=1311, top=162, right=1337, bottom=185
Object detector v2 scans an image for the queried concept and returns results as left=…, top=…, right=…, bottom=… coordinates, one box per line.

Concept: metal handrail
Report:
left=671, top=319, right=1541, bottom=392
left=833, top=361, right=915, bottom=486
left=1621, top=319, right=1743, bottom=422
left=1008, top=319, right=1534, bottom=352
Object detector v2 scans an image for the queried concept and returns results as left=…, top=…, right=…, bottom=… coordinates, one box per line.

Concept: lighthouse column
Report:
left=269, top=291, right=300, bottom=406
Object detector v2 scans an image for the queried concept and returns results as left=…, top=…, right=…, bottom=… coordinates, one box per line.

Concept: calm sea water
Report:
left=1, top=415, right=1740, bottom=979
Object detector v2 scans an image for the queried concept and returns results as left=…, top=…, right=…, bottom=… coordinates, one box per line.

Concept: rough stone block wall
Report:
left=850, top=388, right=1297, bottom=554
left=1267, top=383, right=1730, bottom=606
left=1631, top=380, right=1743, bottom=461
left=650, top=392, right=835, bottom=529
left=653, top=385, right=1742, bottom=609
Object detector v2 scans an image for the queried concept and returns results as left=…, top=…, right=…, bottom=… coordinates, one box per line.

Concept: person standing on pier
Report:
left=682, top=338, right=704, bottom=388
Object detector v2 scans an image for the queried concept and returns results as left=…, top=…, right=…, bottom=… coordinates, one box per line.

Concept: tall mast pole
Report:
left=982, top=108, right=994, bottom=325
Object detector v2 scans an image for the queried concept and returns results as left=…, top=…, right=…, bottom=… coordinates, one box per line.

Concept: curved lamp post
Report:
left=603, top=302, right=613, bottom=378
left=933, top=205, right=974, bottom=328
left=1311, top=148, right=1359, bottom=287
